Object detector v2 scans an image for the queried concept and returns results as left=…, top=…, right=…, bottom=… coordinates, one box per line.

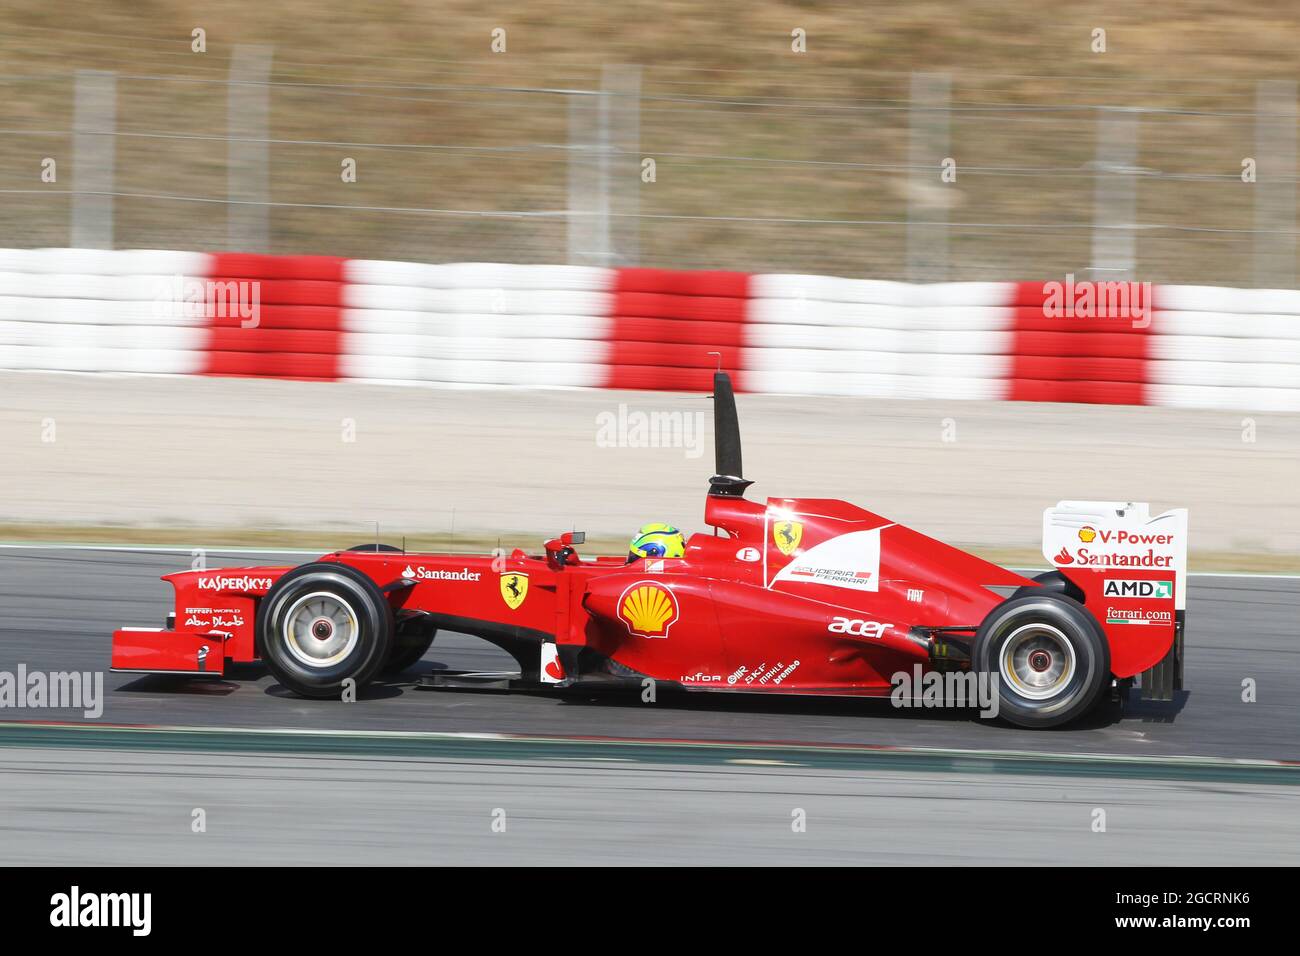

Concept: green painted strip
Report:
left=0, top=721, right=1295, bottom=785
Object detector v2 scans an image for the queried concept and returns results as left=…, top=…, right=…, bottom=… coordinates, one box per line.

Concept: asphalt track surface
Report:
left=2, top=746, right=1296, bottom=865
left=1, top=546, right=1298, bottom=865
left=2, top=546, right=1297, bottom=759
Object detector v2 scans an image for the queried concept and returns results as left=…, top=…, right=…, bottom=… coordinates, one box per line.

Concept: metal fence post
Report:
left=228, top=45, right=273, bottom=252
left=602, top=64, right=641, bottom=266
left=567, top=90, right=608, bottom=266
left=1254, top=80, right=1297, bottom=289
left=907, top=72, right=950, bottom=283
left=71, top=70, right=117, bottom=249
left=1091, top=108, right=1139, bottom=281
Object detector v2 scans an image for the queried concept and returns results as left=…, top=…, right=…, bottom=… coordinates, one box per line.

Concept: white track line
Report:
left=4, top=720, right=1297, bottom=770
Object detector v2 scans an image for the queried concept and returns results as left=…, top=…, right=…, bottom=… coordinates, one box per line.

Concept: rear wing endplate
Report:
left=1042, top=501, right=1187, bottom=701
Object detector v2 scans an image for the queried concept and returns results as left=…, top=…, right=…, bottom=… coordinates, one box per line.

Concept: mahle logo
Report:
left=1103, top=579, right=1173, bottom=599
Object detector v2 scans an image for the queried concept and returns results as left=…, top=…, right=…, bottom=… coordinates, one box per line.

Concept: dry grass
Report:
left=0, top=2, right=1297, bottom=281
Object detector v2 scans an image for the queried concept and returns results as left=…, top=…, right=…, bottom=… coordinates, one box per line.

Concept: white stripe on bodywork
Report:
left=768, top=524, right=896, bottom=593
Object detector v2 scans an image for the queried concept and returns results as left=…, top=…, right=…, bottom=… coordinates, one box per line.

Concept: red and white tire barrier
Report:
left=1, top=249, right=1297, bottom=410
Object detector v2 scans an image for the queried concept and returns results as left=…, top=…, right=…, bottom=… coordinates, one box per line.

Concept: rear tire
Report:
left=971, top=592, right=1109, bottom=728
left=258, top=562, right=393, bottom=699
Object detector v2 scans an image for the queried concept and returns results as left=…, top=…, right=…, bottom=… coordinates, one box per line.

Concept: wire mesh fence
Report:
left=0, top=41, right=1296, bottom=285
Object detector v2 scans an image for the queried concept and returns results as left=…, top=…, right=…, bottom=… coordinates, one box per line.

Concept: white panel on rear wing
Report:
left=1042, top=501, right=1189, bottom=610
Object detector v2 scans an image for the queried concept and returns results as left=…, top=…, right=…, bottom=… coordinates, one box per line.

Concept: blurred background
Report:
left=1, top=1, right=1297, bottom=284
left=1, top=3, right=1298, bottom=563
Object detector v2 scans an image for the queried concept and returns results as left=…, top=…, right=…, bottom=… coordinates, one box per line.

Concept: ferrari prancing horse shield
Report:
left=500, top=572, right=529, bottom=610
left=773, top=520, right=803, bottom=556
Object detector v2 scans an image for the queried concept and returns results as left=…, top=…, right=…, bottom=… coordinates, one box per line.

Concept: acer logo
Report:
left=828, top=617, right=890, bottom=638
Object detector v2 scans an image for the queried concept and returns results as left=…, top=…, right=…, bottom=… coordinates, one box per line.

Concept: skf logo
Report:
left=828, top=617, right=891, bottom=639
left=1078, top=526, right=1097, bottom=543
left=618, top=581, right=680, bottom=638
left=1103, top=579, right=1172, bottom=599
left=500, top=572, right=529, bottom=610
left=773, top=520, right=803, bottom=556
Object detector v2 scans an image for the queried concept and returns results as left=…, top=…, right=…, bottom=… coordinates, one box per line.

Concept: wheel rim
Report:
left=998, top=622, right=1076, bottom=701
left=282, top=591, right=360, bottom=668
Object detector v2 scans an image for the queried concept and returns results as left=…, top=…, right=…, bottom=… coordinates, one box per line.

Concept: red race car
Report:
left=111, top=373, right=1187, bottom=728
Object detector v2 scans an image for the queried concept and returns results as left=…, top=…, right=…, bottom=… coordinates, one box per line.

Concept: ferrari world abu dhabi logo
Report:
left=773, top=520, right=803, bottom=556
left=618, top=581, right=679, bottom=638
left=500, top=572, right=528, bottom=610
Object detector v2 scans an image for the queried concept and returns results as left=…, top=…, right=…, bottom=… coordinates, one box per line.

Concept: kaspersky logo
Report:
left=197, top=575, right=272, bottom=591
left=1103, top=579, right=1173, bottom=599
left=617, top=581, right=679, bottom=638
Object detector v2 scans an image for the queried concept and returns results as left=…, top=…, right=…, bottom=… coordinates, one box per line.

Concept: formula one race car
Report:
left=111, top=373, right=1187, bottom=728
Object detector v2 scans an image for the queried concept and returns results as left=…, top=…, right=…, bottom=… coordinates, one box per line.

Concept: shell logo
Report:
left=617, top=581, right=680, bottom=639
left=1078, top=526, right=1098, bottom=543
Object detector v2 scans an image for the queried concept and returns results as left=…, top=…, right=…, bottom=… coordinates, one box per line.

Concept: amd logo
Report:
left=1102, top=579, right=1172, bottom=600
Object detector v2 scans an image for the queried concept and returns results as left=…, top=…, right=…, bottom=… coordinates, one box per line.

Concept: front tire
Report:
left=258, top=563, right=393, bottom=699
left=971, top=592, right=1109, bottom=728
left=383, top=617, right=437, bottom=674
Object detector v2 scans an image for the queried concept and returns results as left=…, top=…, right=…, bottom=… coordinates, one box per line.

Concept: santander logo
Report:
left=1054, top=547, right=1074, bottom=564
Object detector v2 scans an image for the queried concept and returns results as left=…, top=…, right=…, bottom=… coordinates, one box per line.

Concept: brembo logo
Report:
left=197, top=575, right=272, bottom=592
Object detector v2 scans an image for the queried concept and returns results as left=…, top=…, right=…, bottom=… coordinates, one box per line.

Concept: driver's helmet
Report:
left=628, top=523, right=686, bottom=562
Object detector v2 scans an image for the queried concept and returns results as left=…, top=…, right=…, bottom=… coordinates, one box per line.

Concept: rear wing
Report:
left=1042, top=501, right=1187, bottom=701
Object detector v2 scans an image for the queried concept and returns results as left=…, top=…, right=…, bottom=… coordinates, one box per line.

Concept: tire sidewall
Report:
left=973, top=593, right=1109, bottom=728
left=383, top=619, right=437, bottom=674
left=258, top=562, right=393, bottom=698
